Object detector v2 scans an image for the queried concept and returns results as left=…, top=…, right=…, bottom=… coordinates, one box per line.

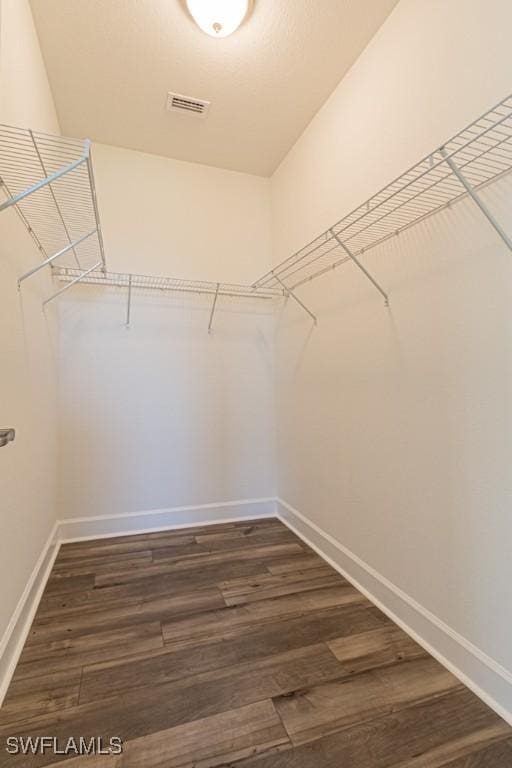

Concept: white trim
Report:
left=276, top=497, right=512, bottom=725
left=0, top=521, right=61, bottom=706
left=58, top=498, right=276, bottom=542
left=61, top=497, right=276, bottom=525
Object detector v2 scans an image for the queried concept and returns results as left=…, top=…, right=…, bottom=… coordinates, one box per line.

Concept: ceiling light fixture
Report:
left=185, top=0, right=252, bottom=38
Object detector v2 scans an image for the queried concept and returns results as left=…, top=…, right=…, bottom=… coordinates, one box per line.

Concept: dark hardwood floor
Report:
left=1, top=518, right=511, bottom=767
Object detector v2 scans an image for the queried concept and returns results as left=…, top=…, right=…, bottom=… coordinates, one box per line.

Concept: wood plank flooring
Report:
left=1, top=518, right=511, bottom=767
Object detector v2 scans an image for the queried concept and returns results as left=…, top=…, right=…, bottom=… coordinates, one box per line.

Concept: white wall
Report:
left=91, top=143, right=273, bottom=282
left=58, top=144, right=276, bottom=520
left=0, top=0, right=60, bottom=689
left=272, top=0, right=512, bottom=715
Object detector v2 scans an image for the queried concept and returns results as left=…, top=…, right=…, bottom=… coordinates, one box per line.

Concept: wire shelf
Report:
left=53, top=268, right=283, bottom=300
left=0, top=124, right=105, bottom=272
left=254, top=94, right=512, bottom=291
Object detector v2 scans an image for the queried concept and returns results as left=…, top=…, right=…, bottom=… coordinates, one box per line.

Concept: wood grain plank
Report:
left=266, top=554, right=327, bottom=574
left=36, top=560, right=266, bottom=620
left=43, top=574, right=95, bottom=596
left=15, top=621, right=163, bottom=680
left=56, top=534, right=196, bottom=561
left=51, top=550, right=153, bottom=578
left=219, top=567, right=345, bottom=604
left=27, top=587, right=224, bottom=646
left=162, top=584, right=369, bottom=650
left=440, top=737, right=512, bottom=767
left=0, top=668, right=81, bottom=727
left=326, top=624, right=426, bottom=674
left=80, top=604, right=387, bottom=704
left=93, top=543, right=305, bottom=588
left=193, top=524, right=293, bottom=545
left=33, top=701, right=289, bottom=768
left=151, top=532, right=300, bottom=562
left=274, top=655, right=461, bottom=745
left=227, top=688, right=509, bottom=768
left=118, top=699, right=288, bottom=768
left=0, top=644, right=344, bottom=768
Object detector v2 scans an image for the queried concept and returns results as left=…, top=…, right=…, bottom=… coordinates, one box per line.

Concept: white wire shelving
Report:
left=0, top=125, right=106, bottom=279
left=2, top=93, right=512, bottom=328
left=254, top=93, right=512, bottom=309
left=52, top=268, right=283, bottom=331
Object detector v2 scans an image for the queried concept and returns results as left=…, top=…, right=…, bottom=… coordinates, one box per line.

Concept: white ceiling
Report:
left=30, top=0, right=399, bottom=176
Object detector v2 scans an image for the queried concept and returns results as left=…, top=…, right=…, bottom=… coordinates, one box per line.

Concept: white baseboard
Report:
left=58, top=498, right=276, bottom=542
left=0, top=497, right=275, bottom=706
left=276, top=497, right=512, bottom=725
left=0, top=521, right=61, bottom=706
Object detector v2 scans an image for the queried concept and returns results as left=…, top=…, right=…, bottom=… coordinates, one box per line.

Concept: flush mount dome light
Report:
left=185, top=0, right=251, bottom=38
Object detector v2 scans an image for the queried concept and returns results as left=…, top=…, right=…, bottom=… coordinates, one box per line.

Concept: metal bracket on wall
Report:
left=273, top=274, right=317, bottom=325
left=43, top=261, right=102, bottom=306
left=0, top=153, right=87, bottom=214
left=208, top=283, right=220, bottom=333
left=329, top=228, right=389, bottom=306
left=439, top=146, right=512, bottom=254
left=0, top=429, right=15, bottom=448
left=126, top=274, right=133, bottom=328
left=17, top=230, right=98, bottom=288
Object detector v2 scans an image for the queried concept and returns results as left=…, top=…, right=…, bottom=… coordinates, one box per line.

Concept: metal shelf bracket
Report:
left=43, top=261, right=102, bottom=306
left=274, top=274, right=317, bottom=325
left=125, top=274, right=133, bottom=328
left=18, top=229, right=97, bottom=287
left=0, top=153, right=87, bottom=214
left=439, top=146, right=512, bottom=254
left=208, top=282, right=220, bottom=333
left=329, top=229, right=389, bottom=306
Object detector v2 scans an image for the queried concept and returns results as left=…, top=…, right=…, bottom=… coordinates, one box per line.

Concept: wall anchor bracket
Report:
left=208, top=282, right=220, bottom=333
left=440, top=146, right=512, bottom=254
left=329, top=229, right=389, bottom=306
left=126, top=274, right=133, bottom=328
left=274, top=274, right=317, bottom=325
left=43, top=261, right=102, bottom=306
left=17, top=229, right=97, bottom=288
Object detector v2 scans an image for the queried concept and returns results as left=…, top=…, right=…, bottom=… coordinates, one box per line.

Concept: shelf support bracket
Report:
left=208, top=283, right=220, bottom=333
left=440, top=146, right=512, bottom=254
left=18, top=229, right=97, bottom=287
left=0, top=154, right=87, bottom=213
left=126, top=274, right=133, bottom=328
left=43, top=261, right=101, bottom=306
left=329, top=229, right=389, bottom=306
left=274, top=274, right=317, bottom=325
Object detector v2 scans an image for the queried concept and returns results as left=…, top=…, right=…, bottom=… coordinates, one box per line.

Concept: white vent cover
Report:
left=166, top=92, right=211, bottom=119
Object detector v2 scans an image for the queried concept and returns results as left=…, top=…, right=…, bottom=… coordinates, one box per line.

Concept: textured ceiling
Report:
left=30, top=0, right=399, bottom=176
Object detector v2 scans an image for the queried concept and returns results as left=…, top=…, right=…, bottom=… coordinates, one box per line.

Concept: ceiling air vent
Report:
left=166, top=92, right=211, bottom=119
